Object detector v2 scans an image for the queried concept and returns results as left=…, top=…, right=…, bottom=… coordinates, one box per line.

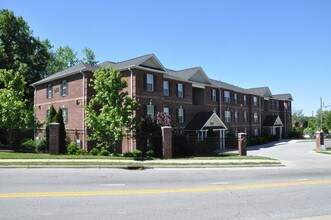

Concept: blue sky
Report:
left=2, top=0, right=331, bottom=116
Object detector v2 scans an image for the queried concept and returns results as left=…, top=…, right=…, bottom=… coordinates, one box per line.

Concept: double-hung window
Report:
left=146, top=74, right=154, bottom=92
left=211, top=89, right=217, bottom=102
left=254, top=128, right=259, bottom=136
left=177, top=83, right=184, bottom=98
left=61, top=80, right=68, bottom=96
left=163, top=81, right=169, bottom=96
left=254, top=111, right=259, bottom=122
left=224, top=91, right=230, bottom=103
left=62, top=108, right=68, bottom=124
left=234, top=111, right=238, bottom=122
left=234, top=93, right=238, bottom=104
left=47, top=84, right=53, bottom=99
left=178, top=107, right=184, bottom=123
left=253, top=96, right=258, bottom=106
left=163, top=107, right=170, bottom=115
left=146, top=104, right=154, bottom=116
left=243, top=95, right=247, bottom=105
left=225, top=111, right=231, bottom=123
left=244, top=111, right=248, bottom=122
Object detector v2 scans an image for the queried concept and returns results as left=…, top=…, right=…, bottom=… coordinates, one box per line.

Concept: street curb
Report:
left=0, top=164, right=284, bottom=169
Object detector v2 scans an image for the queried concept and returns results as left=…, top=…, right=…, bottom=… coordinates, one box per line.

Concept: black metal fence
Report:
left=0, top=128, right=34, bottom=150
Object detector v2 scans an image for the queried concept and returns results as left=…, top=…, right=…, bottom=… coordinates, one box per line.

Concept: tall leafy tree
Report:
left=86, top=66, right=139, bottom=151
left=0, top=9, right=50, bottom=100
left=55, top=108, right=67, bottom=154
left=82, top=47, right=98, bottom=65
left=0, top=69, right=32, bottom=147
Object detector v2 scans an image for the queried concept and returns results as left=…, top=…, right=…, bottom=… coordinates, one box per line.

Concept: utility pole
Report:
left=320, top=97, right=323, bottom=131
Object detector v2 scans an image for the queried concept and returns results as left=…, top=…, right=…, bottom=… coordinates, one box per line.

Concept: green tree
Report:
left=86, top=66, right=139, bottom=151
left=0, top=69, right=31, bottom=147
left=52, top=46, right=79, bottom=72
left=0, top=9, right=50, bottom=100
left=82, top=47, right=98, bottom=65
left=55, top=108, right=67, bottom=154
left=45, top=105, right=57, bottom=151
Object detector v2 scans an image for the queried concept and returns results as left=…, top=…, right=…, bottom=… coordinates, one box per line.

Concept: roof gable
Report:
left=185, top=112, right=227, bottom=131
left=138, top=54, right=167, bottom=72
left=262, top=115, right=284, bottom=127
left=189, top=68, right=211, bottom=84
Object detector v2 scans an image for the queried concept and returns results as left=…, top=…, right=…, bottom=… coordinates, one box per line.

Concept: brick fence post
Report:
left=161, top=126, right=172, bottom=159
left=238, top=133, right=247, bottom=156
left=49, top=123, right=60, bottom=155
left=315, top=131, right=324, bottom=151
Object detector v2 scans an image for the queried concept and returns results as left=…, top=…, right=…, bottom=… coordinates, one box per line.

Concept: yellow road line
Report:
left=1, top=179, right=331, bottom=199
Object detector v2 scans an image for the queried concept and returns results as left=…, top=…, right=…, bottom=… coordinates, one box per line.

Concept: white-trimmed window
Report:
left=271, top=100, right=274, bottom=109
left=243, top=95, right=247, bottom=105
left=234, top=93, right=238, bottom=104
left=146, top=104, right=154, bottom=116
left=46, top=110, right=50, bottom=119
left=47, top=84, right=53, bottom=99
left=254, top=128, right=259, bottom=136
left=225, top=111, right=231, bottom=123
left=146, top=74, right=154, bottom=92
left=254, top=111, right=259, bottom=122
left=224, top=91, right=230, bottom=103
left=61, top=80, right=68, bottom=96
left=163, top=81, right=169, bottom=96
left=244, top=111, right=248, bottom=122
left=253, top=96, right=258, bottom=106
left=234, top=111, right=238, bottom=122
left=177, top=83, right=184, bottom=98
left=62, top=108, right=68, bottom=124
left=163, top=107, right=170, bottom=115
left=276, top=101, right=279, bottom=109
left=211, top=89, right=217, bottom=102
left=178, top=107, right=184, bottom=123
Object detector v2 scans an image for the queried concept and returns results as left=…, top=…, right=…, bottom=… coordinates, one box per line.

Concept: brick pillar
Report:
left=161, top=126, right=172, bottom=159
left=238, top=133, right=247, bottom=156
left=315, top=131, right=324, bottom=151
left=49, top=123, right=60, bottom=155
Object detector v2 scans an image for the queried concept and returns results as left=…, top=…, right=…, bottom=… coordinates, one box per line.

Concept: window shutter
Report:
left=183, top=109, right=186, bottom=122
left=66, top=80, right=69, bottom=95
left=143, top=74, right=147, bottom=91
left=154, top=105, right=157, bottom=115
left=176, top=108, right=179, bottom=122
left=153, top=75, right=157, bottom=91
left=183, top=84, right=185, bottom=98
left=211, top=89, right=213, bottom=100
left=144, top=105, right=147, bottom=116
left=168, top=82, right=171, bottom=96
left=60, top=82, right=63, bottom=96
left=46, top=85, right=48, bottom=98
left=169, top=108, right=172, bottom=117
left=51, top=85, right=53, bottom=98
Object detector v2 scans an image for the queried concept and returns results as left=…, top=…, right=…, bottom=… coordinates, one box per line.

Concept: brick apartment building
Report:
left=31, top=54, right=292, bottom=152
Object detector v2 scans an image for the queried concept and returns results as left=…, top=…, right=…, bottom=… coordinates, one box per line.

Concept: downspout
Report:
left=219, top=87, right=224, bottom=152
left=31, top=84, right=37, bottom=140
left=80, top=70, right=86, bottom=150
left=128, top=67, right=134, bottom=152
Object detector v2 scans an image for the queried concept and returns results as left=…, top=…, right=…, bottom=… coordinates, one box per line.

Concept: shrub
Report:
left=20, top=139, right=36, bottom=153
left=89, top=148, right=99, bottom=156
left=146, top=150, right=154, bottom=158
left=131, top=149, right=142, bottom=158
left=123, top=152, right=133, bottom=157
left=67, top=142, right=79, bottom=155
left=98, top=148, right=110, bottom=156
left=76, top=148, right=87, bottom=155
left=35, top=139, right=47, bottom=153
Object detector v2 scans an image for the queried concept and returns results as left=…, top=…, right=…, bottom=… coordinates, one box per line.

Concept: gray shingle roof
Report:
left=100, top=54, right=155, bottom=70
left=31, top=63, right=99, bottom=86
left=272, top=93, right=293, bottom=101
left=247, top=87, right=272, bottom=97
left=167, top=67, right=201, bottom=80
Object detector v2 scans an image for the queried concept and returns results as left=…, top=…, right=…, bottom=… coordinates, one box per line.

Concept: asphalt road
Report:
left=1, top=140, right=331, bottom=220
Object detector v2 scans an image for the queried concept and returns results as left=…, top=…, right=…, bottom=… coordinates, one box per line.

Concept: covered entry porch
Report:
left=262, top=115, right=284, bottom=139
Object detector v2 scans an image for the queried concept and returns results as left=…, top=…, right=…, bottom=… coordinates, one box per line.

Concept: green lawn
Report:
left=0, top=151, right=275, bottom=160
